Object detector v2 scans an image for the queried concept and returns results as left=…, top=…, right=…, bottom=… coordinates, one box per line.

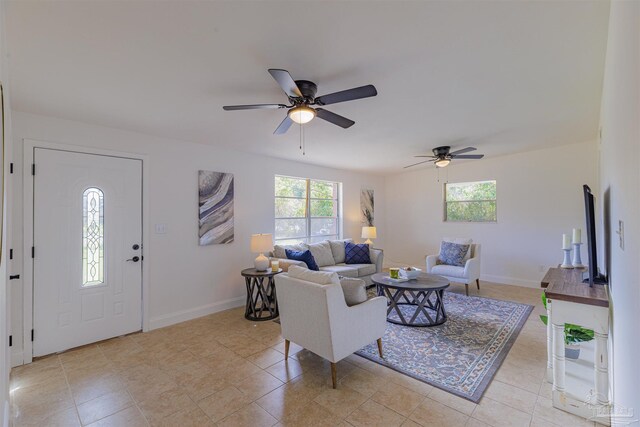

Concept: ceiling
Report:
left=5, top=1, right=610, bottom=174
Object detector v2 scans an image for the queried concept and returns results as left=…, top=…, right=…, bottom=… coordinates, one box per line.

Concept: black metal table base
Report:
left=244, top=276, right=278, bottom=321
left=378, top=285, right=447, bottom=327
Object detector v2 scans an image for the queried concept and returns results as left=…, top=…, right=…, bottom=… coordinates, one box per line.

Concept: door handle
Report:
left=126, top=256, right=140, bottom=263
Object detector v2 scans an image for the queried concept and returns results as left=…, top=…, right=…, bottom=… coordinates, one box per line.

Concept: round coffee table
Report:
left=372, top=272, right=450, bottom=327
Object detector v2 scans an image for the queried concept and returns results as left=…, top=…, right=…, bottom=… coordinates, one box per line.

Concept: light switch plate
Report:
left=155, top=223, right=167, bottom=234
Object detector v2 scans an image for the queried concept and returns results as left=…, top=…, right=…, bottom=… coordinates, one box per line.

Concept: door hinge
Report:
left=9, top=335, right=12, bottom=347
left=9, top=248, right=12, bottom=260
left=32, top=247, right=35, bottom=258
left=9, top=163, right=13, bottom=174
left=31, top=329, right=34, bottom=342
left=9, top=275, right=20, bottom=280
left=32, top=163, right=35, bottom=176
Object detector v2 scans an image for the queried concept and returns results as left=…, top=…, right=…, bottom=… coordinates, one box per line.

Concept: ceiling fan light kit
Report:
left=435, top=158, right=451, bottom=168
left=288, top=105, right=316, bottom=124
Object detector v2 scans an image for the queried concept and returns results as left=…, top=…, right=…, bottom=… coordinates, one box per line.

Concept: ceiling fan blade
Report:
left=268, top=69, right=303, bottom=98
left=223, top=104, right=287, bottom=111
left=274, top=115, right=294, bottom=135
left=452, top=154, right=484, bottom=159
left=315, top=108, right=355, bottom=128
left=414, top=155, right=438, bottom=158
left=315, top=85, right=377, bottom=106
left=404, top=160, right=434, bottom=169
left=449, top=147, right=477, bottom=156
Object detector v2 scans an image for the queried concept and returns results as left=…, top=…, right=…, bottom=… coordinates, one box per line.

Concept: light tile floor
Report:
left=10, top=281, right=600, bottom=426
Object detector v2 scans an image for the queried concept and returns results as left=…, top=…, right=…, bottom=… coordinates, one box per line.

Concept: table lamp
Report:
left=361, top=226, right=377, bottom=245
left=251, top=233, right=273, bottom=271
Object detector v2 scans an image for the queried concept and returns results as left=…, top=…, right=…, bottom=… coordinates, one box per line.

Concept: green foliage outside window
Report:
left=445, top=180, right=497, bottom=222
left=275, top=176, right=340, bottom=243
left=275, top=176, right=307, bottom=198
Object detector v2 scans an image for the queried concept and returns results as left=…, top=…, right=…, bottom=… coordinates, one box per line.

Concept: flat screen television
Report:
left=583, top=185, right=607, bottom=286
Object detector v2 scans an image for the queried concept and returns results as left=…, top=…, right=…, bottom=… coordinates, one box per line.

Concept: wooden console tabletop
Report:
left=540, top=267, right=609, bottom=308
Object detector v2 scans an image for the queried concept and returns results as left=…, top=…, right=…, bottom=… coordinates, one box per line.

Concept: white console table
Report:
left=541, top=268, right=611, bottom=425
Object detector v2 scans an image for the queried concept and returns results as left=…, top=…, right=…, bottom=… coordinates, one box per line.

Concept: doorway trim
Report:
left=22, top=138, right=150, bottom=364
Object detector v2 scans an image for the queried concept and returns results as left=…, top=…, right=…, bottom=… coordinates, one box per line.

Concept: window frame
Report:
left=443, top=180, right=497, bottom=223
left=274, top=175, right=342, bottom=244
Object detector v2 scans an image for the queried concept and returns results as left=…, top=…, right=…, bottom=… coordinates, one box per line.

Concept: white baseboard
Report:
left=148, top=297, right=245, bottom=330
left=480, top=274, right=540, bottom=288
left=10, top=350, right=23, bottom=368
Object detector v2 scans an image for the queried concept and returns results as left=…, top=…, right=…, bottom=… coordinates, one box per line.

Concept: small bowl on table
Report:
left=399, top=267, right=421, bottom=280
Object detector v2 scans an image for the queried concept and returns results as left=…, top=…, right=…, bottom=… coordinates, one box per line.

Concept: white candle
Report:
left=562, top=234, right=571, bottom=250
left=572, top=228, right=581, bottom=244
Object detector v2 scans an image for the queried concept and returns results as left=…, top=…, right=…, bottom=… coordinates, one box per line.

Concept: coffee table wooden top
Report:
left=371, top=272, right=449, bottom=291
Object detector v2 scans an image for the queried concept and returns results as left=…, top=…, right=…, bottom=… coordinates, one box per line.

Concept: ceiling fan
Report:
left=404, top=146, right=485, bottom=169
left=223, top=69, right=377, bottom=134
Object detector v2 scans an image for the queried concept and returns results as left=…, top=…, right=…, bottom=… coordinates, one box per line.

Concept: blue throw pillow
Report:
left=345, top=242, right=371, bottom=264
left=439, top=241, right=470, bottom=266
left=285, top=249, right=319, bottom=271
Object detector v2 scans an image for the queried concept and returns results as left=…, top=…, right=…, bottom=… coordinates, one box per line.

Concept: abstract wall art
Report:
left=360, top=188, right=374, bottom=227
left=199, top=170, right=234, bottom=245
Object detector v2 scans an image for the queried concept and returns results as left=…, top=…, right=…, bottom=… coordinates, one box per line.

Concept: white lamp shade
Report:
left=361, top=226, right=377, bottom=239
left=250, top=233, right=273, bottom=253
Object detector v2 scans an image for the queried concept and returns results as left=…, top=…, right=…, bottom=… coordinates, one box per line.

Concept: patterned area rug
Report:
left=356, top=291, right=532, bottom=402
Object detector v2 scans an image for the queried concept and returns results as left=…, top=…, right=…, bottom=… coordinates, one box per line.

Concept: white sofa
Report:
left=275, top=268, right=387, bottom=388
left=426, top=243, right=481, bottom=296
left=269, top=239, right=384, bottom=286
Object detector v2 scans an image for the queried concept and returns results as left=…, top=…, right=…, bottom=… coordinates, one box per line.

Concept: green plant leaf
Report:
left=539, top=314, right=548, bottom=326
left=564, top=323, right=594, bottom=344
left=536, top=294, right=594, bottom=344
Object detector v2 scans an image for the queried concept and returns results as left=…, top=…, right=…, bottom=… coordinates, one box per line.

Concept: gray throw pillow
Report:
left=439, top=241, right=470, bottom=266
left=329, top=239, right=353, bottom=264
left=339, top=277, right=368, bottom=306
left=306, top=241, right=336, bottom=267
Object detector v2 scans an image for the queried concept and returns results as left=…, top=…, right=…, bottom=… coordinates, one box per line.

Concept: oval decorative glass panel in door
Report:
left=82, top=187, right=104, bottom=286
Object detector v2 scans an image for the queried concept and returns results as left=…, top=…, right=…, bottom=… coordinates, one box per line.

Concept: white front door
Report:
left=32, top=148, right=142, bottom=357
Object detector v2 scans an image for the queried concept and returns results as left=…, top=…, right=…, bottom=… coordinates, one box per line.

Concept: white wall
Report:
left=383, top=141, right=598, bottom=287
left=0, top=0, right=12, bottom=424
left=598, top=0, right=639, bottom=424
left=9, top=111, right=385, bottom=365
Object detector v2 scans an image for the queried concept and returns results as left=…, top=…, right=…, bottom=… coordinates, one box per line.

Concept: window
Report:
left=444, top=180, right=497, bottom=222
left=82, top=187, right=104, bottom=286
left=275, top=175, right=341, bottom=244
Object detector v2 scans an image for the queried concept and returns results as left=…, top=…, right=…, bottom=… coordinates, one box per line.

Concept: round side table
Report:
left=241, top=268, right=282, bottom=321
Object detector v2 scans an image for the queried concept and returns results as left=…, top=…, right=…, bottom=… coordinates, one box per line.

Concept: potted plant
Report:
left=540, top=292, right=594, bottom=359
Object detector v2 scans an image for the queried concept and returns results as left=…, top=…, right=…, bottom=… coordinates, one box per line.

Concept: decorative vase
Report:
left=565, top=344, right=580, bottom=360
